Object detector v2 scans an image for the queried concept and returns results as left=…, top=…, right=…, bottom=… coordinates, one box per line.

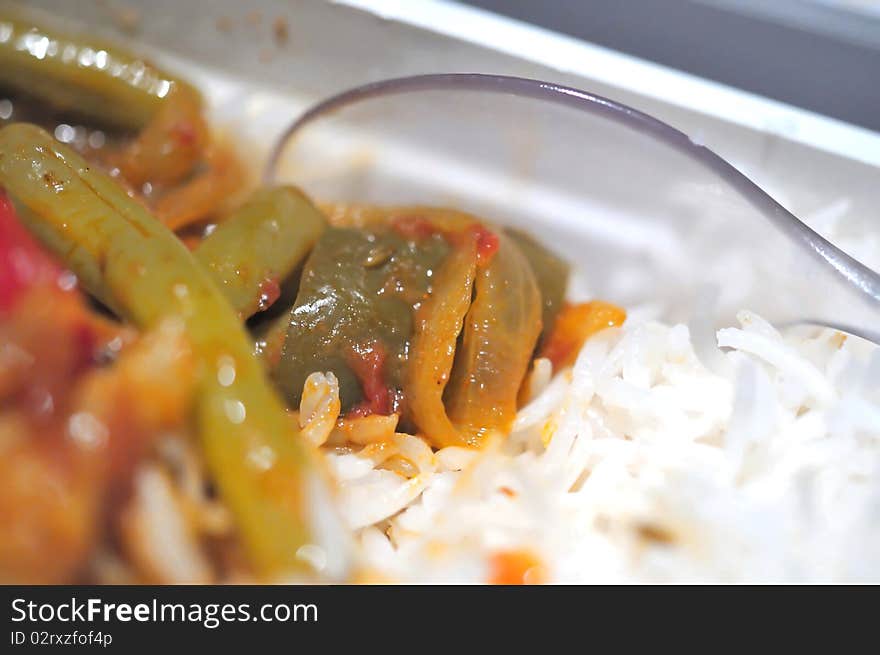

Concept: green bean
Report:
left=0, top=9, right=197, bottom=130
left=0, top=123, right=330, bottom=579
left=195, top=187, right=326, bottom=320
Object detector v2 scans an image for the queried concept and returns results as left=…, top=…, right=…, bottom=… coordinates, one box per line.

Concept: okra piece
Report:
left=0, top=123, right=329, bottom=579
left=195, top=186, right=327, bottom=319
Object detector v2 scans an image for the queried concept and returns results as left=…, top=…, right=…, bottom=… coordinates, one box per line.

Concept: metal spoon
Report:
left=265, top=73, right=880, bottom=343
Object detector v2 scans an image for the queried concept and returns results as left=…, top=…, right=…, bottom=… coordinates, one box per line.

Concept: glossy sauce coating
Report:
left=276, top=225, right=451, bottom=415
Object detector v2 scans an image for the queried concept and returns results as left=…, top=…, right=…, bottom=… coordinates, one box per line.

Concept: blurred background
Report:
left=460, top=0, right=880, bottom=131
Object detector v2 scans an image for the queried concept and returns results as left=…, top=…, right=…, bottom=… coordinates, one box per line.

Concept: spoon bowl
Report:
left=266, top=73, right=880, bottom=341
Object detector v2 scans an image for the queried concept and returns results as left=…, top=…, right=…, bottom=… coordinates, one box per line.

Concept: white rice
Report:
left=326, top=311, right=880, bottom=583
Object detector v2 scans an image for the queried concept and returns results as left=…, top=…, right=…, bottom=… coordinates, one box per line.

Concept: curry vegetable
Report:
left=0, top=10, right=207, bottom=186
left=0, top=123, right=327, bottom=579
left=443, top=232, right=543, bottom=443
left=195, top=186, right=327, bottom=319
left=275, top=225, right=451, bottom=414
left=406, top=232, right=479, bottom=445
